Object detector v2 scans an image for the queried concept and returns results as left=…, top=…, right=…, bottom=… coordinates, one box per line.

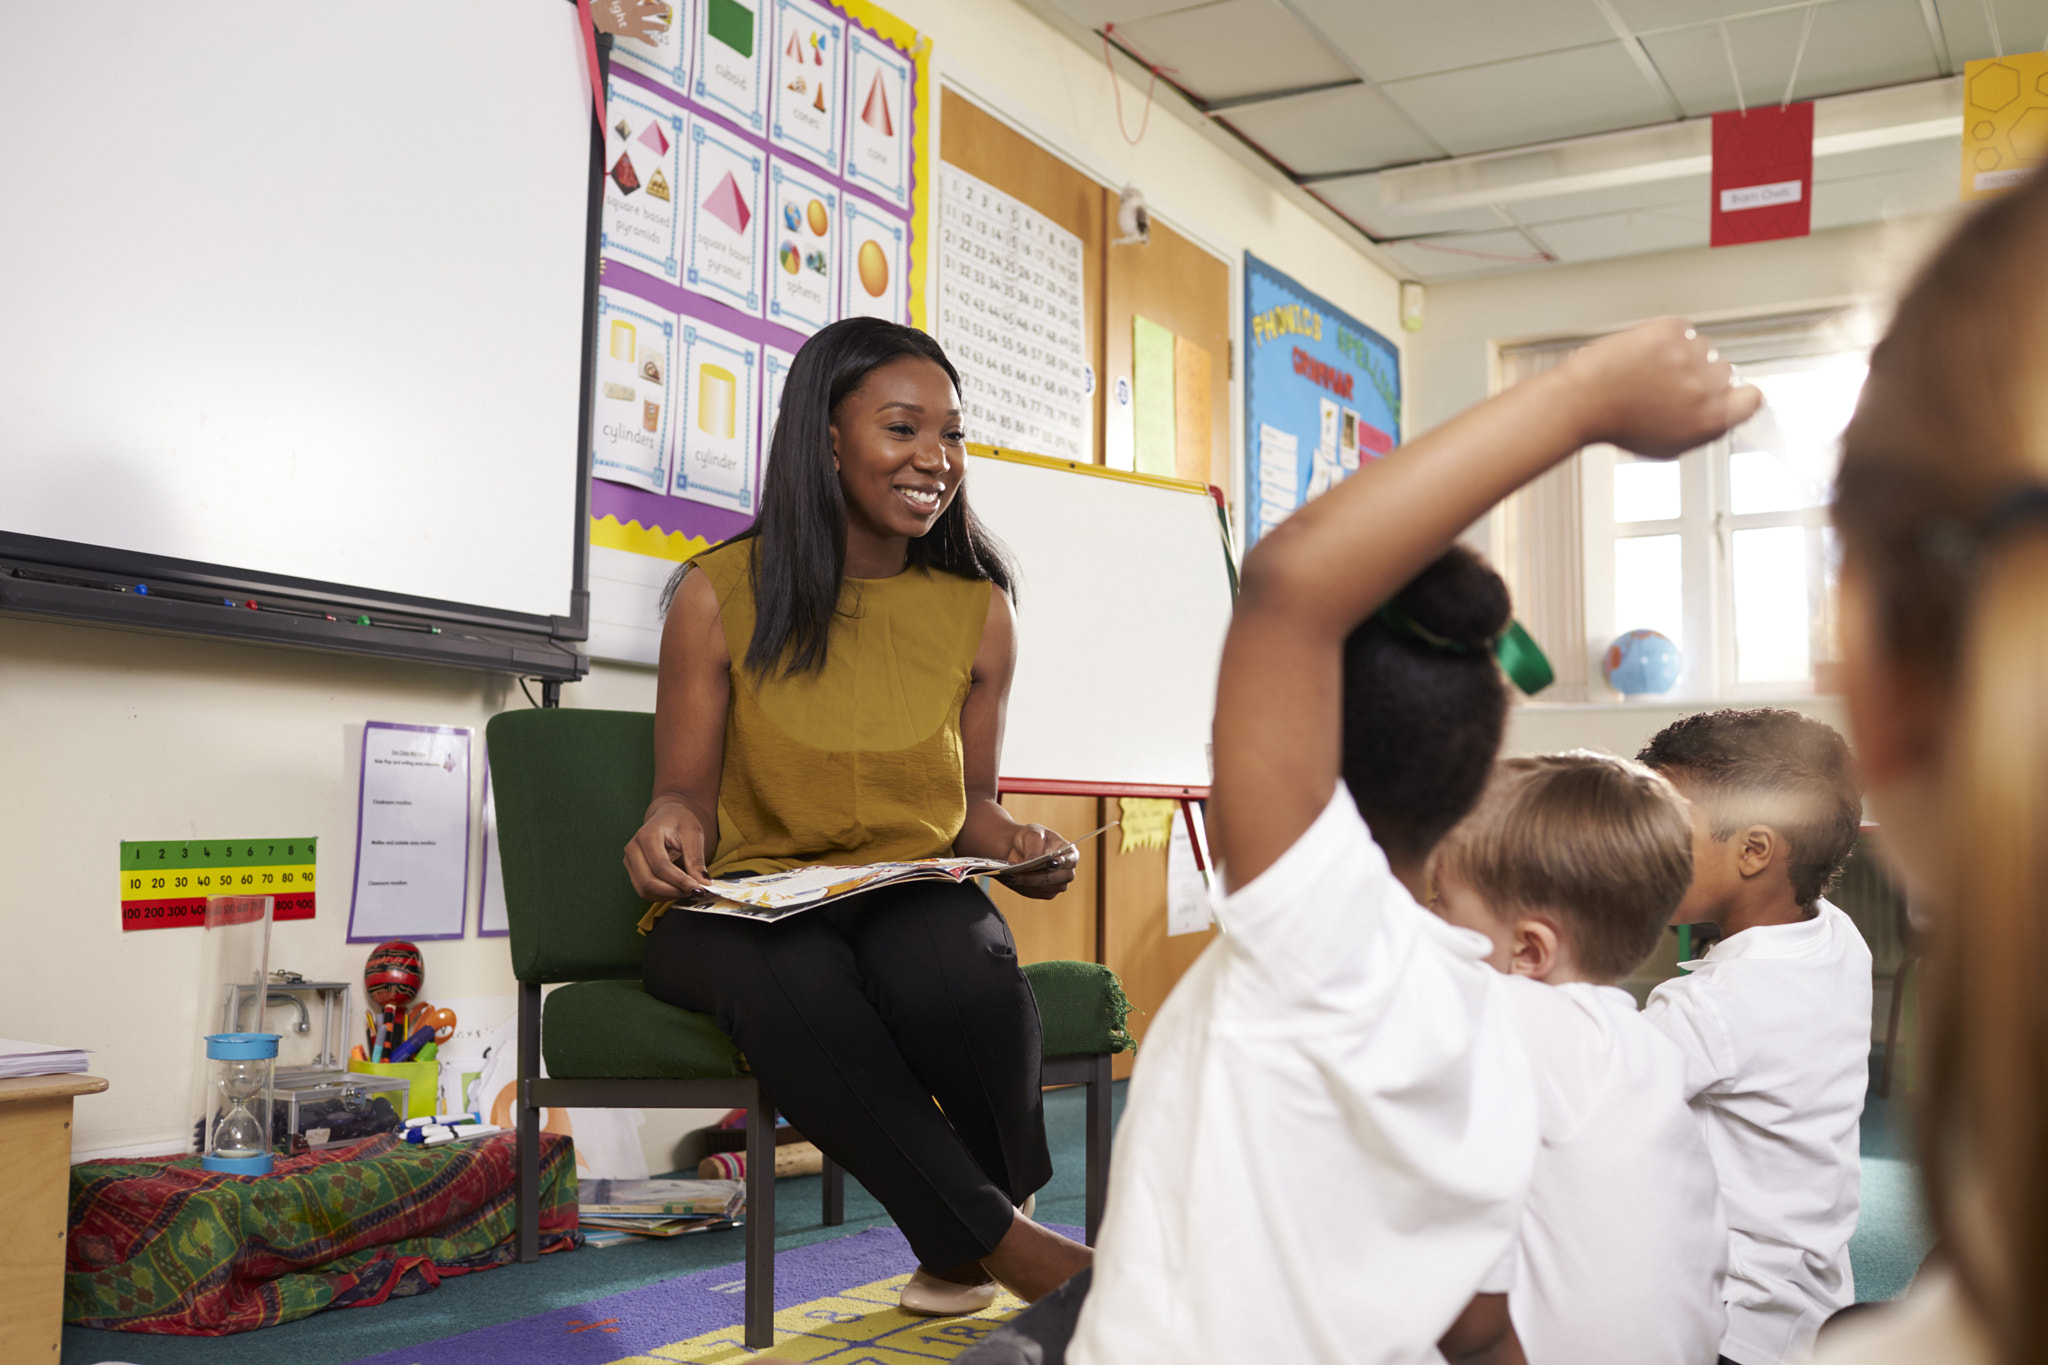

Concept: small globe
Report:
left=1602, top=629, right=1682, bottom=696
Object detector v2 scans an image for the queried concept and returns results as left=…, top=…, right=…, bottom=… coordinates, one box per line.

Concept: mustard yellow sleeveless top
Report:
left=639, top=538, right=992, bottom=930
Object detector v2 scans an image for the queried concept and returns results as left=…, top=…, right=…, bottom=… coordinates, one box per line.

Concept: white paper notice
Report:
left=348, top=722, right=473, bottom=943
left=1166, top=804, right=1213, bottom=937
left=936, top=163, right=1090, bottom=461
left=477, top=767, right=508, bottom=937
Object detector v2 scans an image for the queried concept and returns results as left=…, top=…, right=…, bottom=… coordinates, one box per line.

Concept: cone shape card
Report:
left=861, top=72, right=893, bottom=136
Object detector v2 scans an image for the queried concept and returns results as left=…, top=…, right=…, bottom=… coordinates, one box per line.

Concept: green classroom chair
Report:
left=487, top=707, right=1131, bottom=1349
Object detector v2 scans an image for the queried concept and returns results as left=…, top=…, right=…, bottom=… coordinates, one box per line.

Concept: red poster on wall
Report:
left=1710, top=102, right=1814, bottom=248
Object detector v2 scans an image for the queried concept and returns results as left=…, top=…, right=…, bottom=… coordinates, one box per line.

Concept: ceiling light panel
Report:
left=1111, top=0, right=1356, bottom=103
left=1810, top=160, right=1968, bottom=228
left=1503, top=171, right=1713, bottom=224
left=1285, top=0, right=1618, bottom=82
left=1382, top=42, right=1676, bottom=155
left=1223, top=82, right=1444, bottom=174
left=1640, top=0, right=1941, bottom=117
left=1312, top=174, right=1516, bottom=237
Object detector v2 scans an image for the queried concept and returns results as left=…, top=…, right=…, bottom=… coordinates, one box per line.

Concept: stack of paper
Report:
left=0, top=1039, right=89, bottom=1079
left=1258, top=424, right=1299, bottom=537
left=578, top=1177, right=745, bottom=1241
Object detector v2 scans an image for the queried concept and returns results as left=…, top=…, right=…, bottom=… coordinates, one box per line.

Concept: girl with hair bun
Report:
left=623, top=317, right=1091, bottom=1312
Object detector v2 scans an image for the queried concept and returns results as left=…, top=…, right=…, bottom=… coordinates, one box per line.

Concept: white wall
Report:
left=1, top=0, right=1402, bottom=1167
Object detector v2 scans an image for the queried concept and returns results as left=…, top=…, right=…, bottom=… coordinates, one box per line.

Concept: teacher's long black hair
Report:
left=664, top=317, right=1015, bottom=676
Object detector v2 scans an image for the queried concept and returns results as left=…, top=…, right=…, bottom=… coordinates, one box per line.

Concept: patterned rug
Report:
left=338, top=1225, right=1068, bottom=1364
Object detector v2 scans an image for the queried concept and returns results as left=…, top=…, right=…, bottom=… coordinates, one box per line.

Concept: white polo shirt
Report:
left=1067, top=784, right=1540, bottom=1365
left=1644, top=900, right=1873, bottom=1365
left=1498, top=976, right=1728, bottom=1365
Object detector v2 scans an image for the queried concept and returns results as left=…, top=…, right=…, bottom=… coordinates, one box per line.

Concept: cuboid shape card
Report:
left=844, top=27, right=910, bottom=210
left=841, top=191, right=906, bottom=323
left=673, top=317, right=762, bottom=515
left=609, top=0, right=697, bottom=96
left=769, top=0, right=845, bottom=174
left=765, top=157, right=838, bottom=335
left=602, top=79, right=690, bottom=285
left=695, top=0, right=768, bottom=132
left=592, top=288, right=675, bottom=493
left=684, top=116, right=768, bottom=316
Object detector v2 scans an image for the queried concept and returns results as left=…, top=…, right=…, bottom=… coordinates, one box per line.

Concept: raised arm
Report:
left=958, top=585, right=1076, bottom=899
left=1209, top=319, right=1761, bottom=891
left=623, top=566, right=732, bottom=899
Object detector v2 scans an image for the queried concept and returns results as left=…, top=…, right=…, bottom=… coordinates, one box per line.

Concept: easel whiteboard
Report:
left=967, top=448, right=1234, bottom=792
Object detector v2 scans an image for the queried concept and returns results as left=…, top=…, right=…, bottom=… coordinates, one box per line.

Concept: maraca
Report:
left=363, top=939, right=423, bottom=1010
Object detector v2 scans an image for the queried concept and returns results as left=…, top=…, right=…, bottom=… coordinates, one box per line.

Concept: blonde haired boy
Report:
left=1432, top=752, right=1729, bottom=1365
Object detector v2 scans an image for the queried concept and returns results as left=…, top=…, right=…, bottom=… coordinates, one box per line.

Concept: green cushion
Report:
left=486, top=709, right=658, bottom=984
left=1025, top=960, right=1133, bottom=1057
left=543, top=980, right=746, bottom=1080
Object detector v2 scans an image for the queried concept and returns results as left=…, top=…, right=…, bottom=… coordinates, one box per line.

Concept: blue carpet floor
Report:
left=65, top=1059, right=1936, bottom=1364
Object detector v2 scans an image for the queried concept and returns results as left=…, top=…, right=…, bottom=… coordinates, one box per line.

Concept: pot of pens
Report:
left=346, top=941, right=451, bottom=1121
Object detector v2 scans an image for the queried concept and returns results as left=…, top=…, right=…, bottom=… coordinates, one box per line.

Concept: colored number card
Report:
left=120, top=838, right=317, bottom=930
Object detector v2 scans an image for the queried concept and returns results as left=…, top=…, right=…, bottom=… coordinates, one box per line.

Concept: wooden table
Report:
left=0, top=1074, right=107, bottom=1361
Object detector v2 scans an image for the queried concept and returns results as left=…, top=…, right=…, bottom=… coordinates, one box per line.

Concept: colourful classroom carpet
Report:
left=338, top=1224, right=1064, bottom=1365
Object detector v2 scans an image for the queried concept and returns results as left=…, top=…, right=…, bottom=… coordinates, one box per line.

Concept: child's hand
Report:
left=1563, top=317, right=1763, bottom=458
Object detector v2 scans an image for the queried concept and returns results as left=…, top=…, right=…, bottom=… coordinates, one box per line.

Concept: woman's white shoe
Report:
left=899, top=1267, right=1000, bottom=1316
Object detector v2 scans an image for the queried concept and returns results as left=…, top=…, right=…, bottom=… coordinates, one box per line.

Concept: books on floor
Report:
left=0, top=1039, right=90, bottom=1079
left=578, top=1177, right=744, bottom=1220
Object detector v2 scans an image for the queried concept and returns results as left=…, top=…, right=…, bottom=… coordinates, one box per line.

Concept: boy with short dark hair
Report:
left=1637, top=708, right=1871, bottom=1365
left=1430, top=752, right=1729, bottom=1365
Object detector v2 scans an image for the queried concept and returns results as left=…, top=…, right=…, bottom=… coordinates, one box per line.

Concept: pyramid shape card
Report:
left=602, top=84, right=687, bottom=286
left=695, top=0, right=767, bottom=130
left=844, top=30, right=910, bottom=209
left=770, top=0, right=844, bottom=174
left=766, top=156, right=837, bottom=336
left=685, top=118, right=767, bottom=316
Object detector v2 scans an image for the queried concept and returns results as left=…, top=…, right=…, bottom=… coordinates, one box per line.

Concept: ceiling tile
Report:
left=1041, top=0, right=1214, bottom=29
left=1530, top=200, right=1708, bottom=263
left=1380, top=228, right=1555, bottom=280
left=1932, top=0, right=2048, bottom=65
left=1810, top=162, right=1968, bottom=229
left=1313, top=174, right=1513, bottom=237
left=1112, top=0, right=1355, bottom=103
left=1814, top=136, right=1959, bottom=184
left=1285, top=0, right=1618, bottom=82
left=1222, top=83, right=1444, bottom=174
left=1505, top=172, right=1713, bottom=225
left=1607, top=0, right=1800, bottom=33
left=1381, top=42, right=1676, bottom=155
left=1641, top=0, right=1941, bottom=118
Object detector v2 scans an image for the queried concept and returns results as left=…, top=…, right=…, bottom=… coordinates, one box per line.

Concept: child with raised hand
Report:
left=1430, top=752, right=1729, bottom=1365
left=1057, top=320, right=1759, bottom=1365
left=1636, top=709, right=1870, bottom=1365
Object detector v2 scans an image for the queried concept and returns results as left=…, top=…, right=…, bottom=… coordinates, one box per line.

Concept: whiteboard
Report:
left=968, top=451, right=1234, bottom=790
left=0, top=0, right=590, bottom=621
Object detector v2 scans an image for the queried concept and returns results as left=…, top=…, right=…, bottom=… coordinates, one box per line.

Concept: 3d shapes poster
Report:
left=766, top=157, right=838, bottom=334
left=584, top=0, right=931, bottom=669
left=1243, top=253, right=1399, bottom=547
left=602, top=79, right=690, bottom=285
left=845, top=27, right=910, bottom=209
left=771, top=0, right=845, bottom=173
left=592, top=287, right=675, bottom=493
left=696, top=0, right=767, bottom=131
left=1960, top=53, right=2048, bottom=201
left=685, top=116, right=768, bottom=315
left=673, top=317, right=762, bottom=515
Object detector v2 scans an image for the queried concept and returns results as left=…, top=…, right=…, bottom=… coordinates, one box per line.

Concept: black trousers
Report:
left=642, top=878, right=1052, bottom=1268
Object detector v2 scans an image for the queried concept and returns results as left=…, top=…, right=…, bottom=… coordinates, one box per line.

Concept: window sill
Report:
left=1514, top=690, right=1842, bottom=713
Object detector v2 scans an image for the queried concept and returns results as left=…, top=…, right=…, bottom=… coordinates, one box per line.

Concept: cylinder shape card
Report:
left=698, top=363, right=736, bottom=439
left=609, top=319, right=637, bottom=362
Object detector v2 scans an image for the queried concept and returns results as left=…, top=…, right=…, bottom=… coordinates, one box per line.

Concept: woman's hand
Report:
left=994, top=823, right=1076, bottom=900
left=624, top=797, right=713, bottom=900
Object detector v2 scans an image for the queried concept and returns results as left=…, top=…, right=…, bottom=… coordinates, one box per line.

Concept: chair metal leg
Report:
left=743, top=1086, right=777, bottom=1349
left=516, top=980, right=542, bottom=1263
left=822, top=1155, right=845, bottom=1226
left=1083, top=1054, right=1112, bottom=1245
left=1881, top=953, right=1917, bottom=1099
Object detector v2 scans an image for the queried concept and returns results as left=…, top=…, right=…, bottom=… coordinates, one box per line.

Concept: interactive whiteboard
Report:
left=0, top=0, right=599, bottom=676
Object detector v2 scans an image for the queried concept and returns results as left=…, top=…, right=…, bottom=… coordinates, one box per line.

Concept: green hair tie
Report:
left=1375, top=604, right=1555, bottom=697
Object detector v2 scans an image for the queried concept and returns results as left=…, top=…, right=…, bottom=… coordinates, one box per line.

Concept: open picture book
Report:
left=673, top=823, right=1117, bottom=922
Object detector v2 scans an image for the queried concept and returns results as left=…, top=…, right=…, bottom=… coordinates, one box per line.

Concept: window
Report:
left=1496, top=312, right=1872, bottom=702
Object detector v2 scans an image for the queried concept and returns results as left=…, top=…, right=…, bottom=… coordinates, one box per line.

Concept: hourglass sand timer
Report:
left=202, top=1032, right=279, bottom=1174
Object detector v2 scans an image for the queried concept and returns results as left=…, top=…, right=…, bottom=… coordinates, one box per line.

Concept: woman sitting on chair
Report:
left=624, top=317, right=1093, bottom=1312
